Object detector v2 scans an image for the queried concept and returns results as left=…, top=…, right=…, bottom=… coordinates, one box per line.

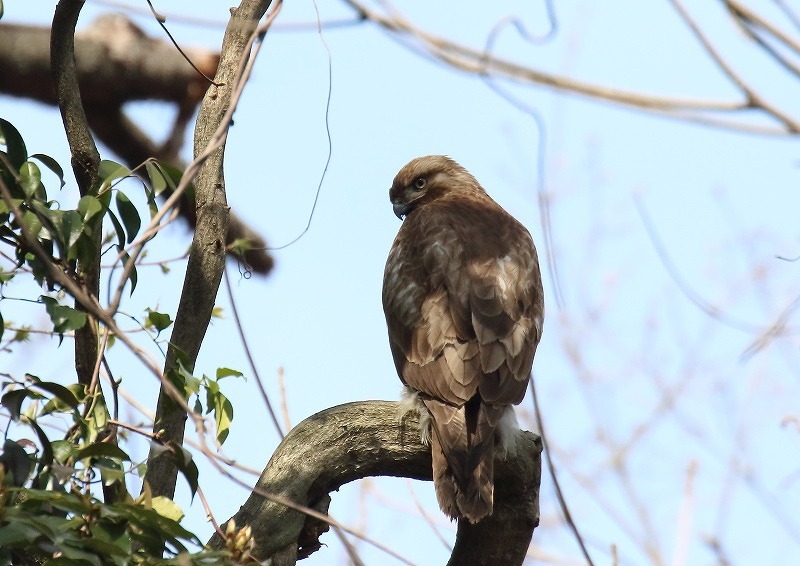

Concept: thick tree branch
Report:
left=0, top=16, right=216, bottom=108
left=145, top=0, right=275, bottom=500
left=208, top=401, right=541, bottom=565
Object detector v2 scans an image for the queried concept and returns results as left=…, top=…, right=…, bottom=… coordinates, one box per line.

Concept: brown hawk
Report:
left=382, top=155, right=544, bottom=523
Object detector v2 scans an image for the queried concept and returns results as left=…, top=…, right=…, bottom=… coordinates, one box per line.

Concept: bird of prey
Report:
left=382, top=155, right=544, bottom=523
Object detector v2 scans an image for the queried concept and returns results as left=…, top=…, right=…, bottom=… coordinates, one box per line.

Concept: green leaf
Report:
left=145, top=308, right=173, bottom=333
left=31, top=381, right=80, bottom=409
left=30, top=153, right=65, bottom=189
left=0, top=439, right=33, bottom=486
left=78, top=195, right=104, bottom=223
left=151, top=496, right=184, bottom=521
left=60, top=210, right=84, bottom=258
left=106, top=209, right=126, bottom=248
left=213, top=393, right=233, bottom=445
left=145, top=160, right=167, bottom=198
left=18, top=209, right=44, bottom=240
left=41, top=296, right=87, bottom=336
left=151, top=160, right=183, bottom=192
left=0, top=520, right=43, bottom=546
left=67, top=383, right=87, bottom=403
left=18, top=161, right=42, bottom=199
left=216, top=367, right=243, bottom=380
left=166, top=443, right=198, bottom=501
left=88, top=398, right=110, bottom=444
left=204, top=376, right=219, bottom=403
left=97, top=160, right=131, bottom=191
left=74, top=442, right=130, bottom=462
left=1, top=388, right=28, bottom=420
left=97, top=456, right=126, bottom=486
left=25, top=417, right=54, bottom=481
left=86, top=520, right=130, bottom=555
left=115, top=245, right=138, bottom=295
left=0, top=118, right=27, bottom=169
left=51, top=439, right=75, bottom=463
left=184, top=373, right=201, bottom=398
left=115, top=191, right=140, bottom=244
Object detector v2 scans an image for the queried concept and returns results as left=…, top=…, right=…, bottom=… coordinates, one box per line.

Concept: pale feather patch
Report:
left=501, top=321, right=526, bottom=357
left=422, top=291, right=457, bottom=350
left=479, top=340, right=506, bottom=373
left=397, top=386, right=431, bottom=445
left=468, top=254, right=520, bottom=306
left=533, top=313, right=544, bottom=337
left=442, top=342, right=479, bottom=388
left=495, top=406, right=521, bottom=459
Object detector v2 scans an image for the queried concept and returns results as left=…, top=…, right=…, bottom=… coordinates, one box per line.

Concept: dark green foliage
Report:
left=0, top=119, right=246, bottom=563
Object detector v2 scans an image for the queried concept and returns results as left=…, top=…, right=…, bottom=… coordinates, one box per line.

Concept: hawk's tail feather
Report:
left=430, top=430, right=494, bottom=523
left=424, top=397, right=501, bottom=523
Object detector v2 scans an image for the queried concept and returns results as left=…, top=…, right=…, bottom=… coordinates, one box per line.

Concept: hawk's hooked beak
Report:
left=392, top=202, right=409, bottom=220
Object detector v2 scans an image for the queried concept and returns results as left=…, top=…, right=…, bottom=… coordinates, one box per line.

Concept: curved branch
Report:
left=51, top=0, right=100, bottom=194
left=208, top=401, right=542, bottom=565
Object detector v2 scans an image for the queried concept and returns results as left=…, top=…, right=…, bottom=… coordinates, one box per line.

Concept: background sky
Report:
left=2, top=0, right=800, bottom=564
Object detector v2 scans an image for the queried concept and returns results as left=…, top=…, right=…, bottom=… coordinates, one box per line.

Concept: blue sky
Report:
left=2, top=1, right=800, bottom=564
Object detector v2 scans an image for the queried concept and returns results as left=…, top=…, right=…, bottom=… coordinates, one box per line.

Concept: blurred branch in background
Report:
left=0, top=14, right=274, bottom=275
left=344, top=0, right=800, bottom=135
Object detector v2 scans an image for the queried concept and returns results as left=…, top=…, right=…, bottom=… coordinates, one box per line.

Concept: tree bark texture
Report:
left=208, top=401, right=541, bottom=565
left=145, top=0, right=274, bottom=500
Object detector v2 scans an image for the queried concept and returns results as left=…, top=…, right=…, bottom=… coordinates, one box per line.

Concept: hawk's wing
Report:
left=383, top=197, right=543, bottom=407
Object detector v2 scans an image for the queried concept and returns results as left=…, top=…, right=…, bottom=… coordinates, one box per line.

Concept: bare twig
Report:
left=530, top=375, right=595, bottom=565
left=670, top=0, right=800, bottom=132
left=343, top=0, right=798, bottom=136
left=223, top=268, right=285, bottom=438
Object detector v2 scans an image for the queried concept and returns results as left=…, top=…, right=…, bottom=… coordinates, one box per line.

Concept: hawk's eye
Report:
left=413, top=177, right=426, bottom=191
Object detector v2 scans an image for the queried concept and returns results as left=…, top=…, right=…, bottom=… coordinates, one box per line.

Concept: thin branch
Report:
left=143, top=0, right=221, bottom=85
left=728, top=0, right=800, bottom=57
left=670, top=0, right=800, bottom=132
left=530, top=375, right=595, bottom=565
left=223, top=268, right=285, bottom=438
left=634, top=196, right=800, bottom=336
left=727, top=0, right=800, bottom=80
left=343, top=0, right=797, bottom=136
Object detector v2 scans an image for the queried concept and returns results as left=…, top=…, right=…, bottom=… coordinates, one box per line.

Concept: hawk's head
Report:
left=389, top=155, right=482, bottom=220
